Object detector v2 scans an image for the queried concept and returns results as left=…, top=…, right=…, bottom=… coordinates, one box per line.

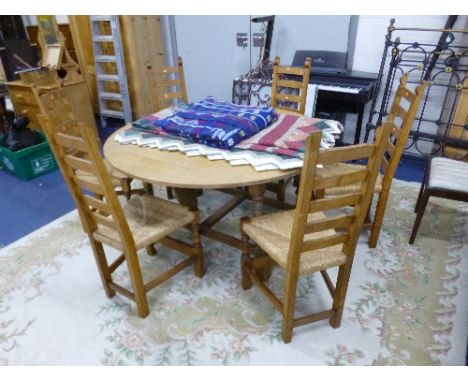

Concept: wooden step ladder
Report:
left=90, top=15, right=132, bottom=127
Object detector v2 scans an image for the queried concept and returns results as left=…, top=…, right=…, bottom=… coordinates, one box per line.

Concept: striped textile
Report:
left=235, top=114, right=343, bottom=158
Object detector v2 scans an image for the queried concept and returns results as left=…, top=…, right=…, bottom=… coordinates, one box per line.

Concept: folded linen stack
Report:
left=133, top=97, right=278, bottom=149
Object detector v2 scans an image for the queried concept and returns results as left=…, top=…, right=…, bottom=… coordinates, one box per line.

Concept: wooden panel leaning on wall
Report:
left=68, top=15, right=166, bottom=119
left=240, top=122, right=393, bottom=342
left=39, top=88, right=205, bottom=318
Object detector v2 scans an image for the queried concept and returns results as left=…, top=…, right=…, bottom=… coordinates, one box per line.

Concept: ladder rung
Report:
left=95, top=55, right=117, bottom=62
left=93, top=35, right=114, bottom=42
left=99, top=92, right=123, bottom=101
left=101, top=109, right=125, bottom=118
left=90, top=16, right=113, bottom=22
left=96, top=74, right=120, bottom=82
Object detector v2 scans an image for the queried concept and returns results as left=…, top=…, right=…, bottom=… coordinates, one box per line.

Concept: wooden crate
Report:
left=68, top=15, right=166, bottom=120
left=7, top=78, right=97, bottom=132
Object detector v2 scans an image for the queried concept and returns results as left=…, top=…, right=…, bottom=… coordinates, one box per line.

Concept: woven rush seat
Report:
left=319, top=163, right=383, bottom=195
left=243, top=209, right=346, bottom=276
left=428, top=157, right=468, bottom=193
left=93, top=194, right=195, bottom=251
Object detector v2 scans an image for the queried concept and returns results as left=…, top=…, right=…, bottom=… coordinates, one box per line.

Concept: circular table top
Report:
left=103, top=126, right=301, bottom=189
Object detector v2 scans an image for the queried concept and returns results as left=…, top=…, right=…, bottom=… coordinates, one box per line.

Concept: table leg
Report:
left=173, top=188, right=200, bottom=209
left=143, top=182, right=154, bottom=195
left=248, top=184, right=266, bottom=217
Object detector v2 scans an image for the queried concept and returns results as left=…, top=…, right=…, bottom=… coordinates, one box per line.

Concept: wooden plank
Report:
left=109, top=282, right=135, bottom=301
left=144, top=256, right=194, bottom=292
left=318, top=144, right=375, bottom=165
left=55, top=132, right=87, bottom=152
left=276, top=79, right=304, bottom=89
left=155, top=79, right=182, bottom=88
left=390, top=104, right=408, bottom=120
left=249, top=271, right=283, bottom=312
left=64, top=154, right=95, bottom=173
left=309, top=193, right=361, bottom=213
left=83, top=194, right=112, bottom=215
left=161, top=66, right=179, bottom=74
left=162, top=91, right=184, bottom=100
left=73, top=175, right=105, bottom=195
left=90, top=210, right=117, bottom=230
left=304, top=213, right=354, bottom=234
left=396, top=86, right=416, bottom=103
left=276, top=66, right=308, bottom=76
left=201, top=193, right=245, bottom=227
left=315, top=168, right=368, bottom=189
left=158, top=236, right=194, bottom=257
left=274, top=92, right=302, bottom=103
left=301, top=231, right=348, bottom=252
left=293, top=309, right=334, bottom=327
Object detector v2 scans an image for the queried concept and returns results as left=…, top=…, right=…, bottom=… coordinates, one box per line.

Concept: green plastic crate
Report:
left=0, top=131, right=58, bottom=180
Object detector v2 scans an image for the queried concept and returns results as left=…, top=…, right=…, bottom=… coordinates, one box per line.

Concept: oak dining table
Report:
left=104, top=125, right=300, bottom=250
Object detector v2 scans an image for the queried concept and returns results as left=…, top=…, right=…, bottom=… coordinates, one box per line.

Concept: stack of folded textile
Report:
left=133, top=96, right=278, bottom=149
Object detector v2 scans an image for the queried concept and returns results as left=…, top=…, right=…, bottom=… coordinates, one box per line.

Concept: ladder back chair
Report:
left=37, top=88, right=142, bottom=199
left=146, top=57, right=188, bottom=199
left=40, top=99, right=205, bottom=317
left=267, top=56, right=312, bottom=201
left=318, top=73, right=426, bottom=248
left=271, top=56, right=312, bottom=116
left=146, top=56, right=188, bottom=112
left=409, top=157, right=468, bottom=244
left=240, top=123, right=392, bottom=343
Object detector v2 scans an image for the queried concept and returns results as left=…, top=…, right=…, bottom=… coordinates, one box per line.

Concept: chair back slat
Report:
left=301, top=232, right=349, bottom=252
left=304, top=213, right=354, bottom=234
left=39, top=89, right=136, bottom=253
left=55, top=133, right=88, bottom=153
left=286, top=122, right=393, bottom=274
left=73, top=174, right=106, bottom=195
left=90, top=210, right=117, bottom=230
left=147, top=56, right=188, bottom=112
left=271, top=56, right=311, bottom=115
left=83, top=194, right=113, bottom=215
left=63, top=154, right=95, bottom=173
left=315, top=168, right=368, bottom=190
left=318, top=144, right=375, bottom=165
left=309, top=193, right=362, bottom=213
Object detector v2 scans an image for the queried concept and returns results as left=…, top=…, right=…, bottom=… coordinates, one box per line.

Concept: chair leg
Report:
left=240, top=218, right=252, bottom=290
left=89, top=236, right=115, bottom=299
left=124, top=248, right=150, bottom=318
left=277, top=180, right=286, bottom=202
left=166, top=186, right=174, bottom=200
left=282, top=268, right=299, bottom=343
left=414, top=170, right=427, bottom=213
left=368, top=190, right=389, bottom=248
left=191, top=210, right=205, bottom=278
left=409, top=190, right=430, bottom=245
left=330, top=261, right=353, bottom=328
left=146, top=244, right=157, bottom=256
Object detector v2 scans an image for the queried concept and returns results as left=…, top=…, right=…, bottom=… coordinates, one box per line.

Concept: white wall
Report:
left=174, top=15, right=351, bottom=102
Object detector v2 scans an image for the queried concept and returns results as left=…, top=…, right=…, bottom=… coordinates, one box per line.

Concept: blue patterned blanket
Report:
left=133, top=97, right=278, bottom=149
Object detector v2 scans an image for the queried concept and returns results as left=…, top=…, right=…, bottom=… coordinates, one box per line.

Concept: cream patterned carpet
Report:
left=1, top=180, right=467, bottom=365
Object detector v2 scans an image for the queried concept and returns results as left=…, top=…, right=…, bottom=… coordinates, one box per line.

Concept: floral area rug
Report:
left=1, top=180, right=467, bottom=365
